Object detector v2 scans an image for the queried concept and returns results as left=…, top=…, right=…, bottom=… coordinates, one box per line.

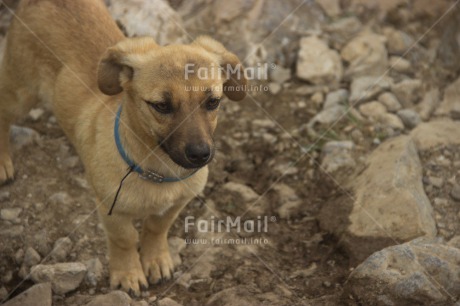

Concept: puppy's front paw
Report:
left=140, top=249, right=175, bottom=284
left=0, top=154, right=14, bottom=185
left=110, top=259, right=148, bottom=296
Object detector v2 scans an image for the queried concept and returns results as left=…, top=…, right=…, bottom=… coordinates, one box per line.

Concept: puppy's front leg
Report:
left=140, top=201, right=188, bottom=284
left=98, top=208, right=148, bottom=295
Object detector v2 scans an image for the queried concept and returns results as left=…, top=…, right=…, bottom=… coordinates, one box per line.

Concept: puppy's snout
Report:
left=185, top=143, right=211, bottom=166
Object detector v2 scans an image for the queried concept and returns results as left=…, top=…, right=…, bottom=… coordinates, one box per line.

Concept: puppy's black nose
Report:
left=185, top=143, right=211, bottom=166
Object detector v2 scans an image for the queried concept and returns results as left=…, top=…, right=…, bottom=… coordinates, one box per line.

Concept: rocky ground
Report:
left=1, top=0, right=460, bottom=305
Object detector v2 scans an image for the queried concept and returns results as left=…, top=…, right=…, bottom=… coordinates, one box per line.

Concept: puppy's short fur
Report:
left=0, top=0, right=246, bottom=295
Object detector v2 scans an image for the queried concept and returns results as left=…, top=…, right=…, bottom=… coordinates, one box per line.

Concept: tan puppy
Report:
left=0, top=0, right=246, bottom=295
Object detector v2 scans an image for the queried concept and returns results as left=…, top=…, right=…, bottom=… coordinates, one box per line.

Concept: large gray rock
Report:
left=2, top=283, right=51, bottom=306
left=296, top=36, right=343, bottom=86
left=320, top=136, right=436, bottom=263
left=30, top=262, right=87, bottom=295
left=341, top=31, right=388, bottom=79
left=344, top=238, right=460, bottom=305
left=108, top=0, right=185, bottom=44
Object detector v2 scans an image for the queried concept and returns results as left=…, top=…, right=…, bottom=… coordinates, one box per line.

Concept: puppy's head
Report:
left=97, top=36, right=247, bottom=169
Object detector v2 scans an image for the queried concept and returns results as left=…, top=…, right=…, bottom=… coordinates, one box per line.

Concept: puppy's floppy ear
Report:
left=193, top=36, right=247, bottom=101
left=97, top=37, right=158, bottom=96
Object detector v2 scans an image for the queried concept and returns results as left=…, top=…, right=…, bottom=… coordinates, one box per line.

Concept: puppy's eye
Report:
left=146, top=101, right=173, bottom=114
left=206, top=98, right=221, bottom=111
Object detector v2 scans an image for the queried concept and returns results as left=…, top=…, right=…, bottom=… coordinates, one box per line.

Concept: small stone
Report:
left=62, top=156, right=80, bottom=169
left=50, top=237, right=73, bottom=262
left=325, top=17, right=362, bottom=47
left=0, top=191, right=10, bottom=202
left=85, top=258, right=103, bottom=287
left=323, top=89, right=349, bottom=109
left=158, top=297, right=183, bottom=306
left=10, top=126, right=40, bottom=151
left=378, top=113, right=405, bottom=130
left=73, top=177, right=90, bottom=189
left=321, top=141, right=356, bottom=178
left=2, top=270, right=13, bottom=283
left=450, top=184, right=460, bottom=201
left=273, top=184, right=302, bottom=219
left=341, top=31, right=388, bottom=78
left=323, top=281, right=332, bottom=288
left=350, top=129, right=364, bottom=143
left=383, top=27, right=415, bottom=55
left=416, top=88, right=439, bottom=121
left=389, top=56, right=411, bottom=73
left=14, top=248, right=24, bottom=264
left=1, top=208, right=22, bottom=221
left=308, top=105, right=347, bottom=126
left=289, top=263, right=317, bottom=278
left=23, top=247, right=41, bottom=268
left=296, top=36, right=343, bottom=86
left=428, top=177, right=444, bottom=188
left=48, top=192, right=72, bottom=206
left=436, top=78, right=460, bottom=117
left=391, top=79, right=422, bottom=107
left=1, top=225, right=24, bottom=237
left=0, top=286, right=7, bottom=301
left=268, top=82, right=281, bottom=95
left=311, top=92, right=324, bottom=107
left=451, top=103, right=460, bottom=120
left=222, top=182, right=259, bottom=203
left=30, top=262, right=87, bottom=295
left=359, top=101, right=387, bottom=118
left=378, top=92, right=402, bottom=112
left=84, top=291, right=131, bottom=306
left=350, top=76, right=393, bottom=103
left=397, top=109, right=421, bottom=129
left=270, top=66, right=291, bottom=84
left=316, top=0, right=341, bottom=17
left=1, top=283, right=51, bottom=306
left=28, top=108, right=45, bottom=121
left=252, top=119, right=276, bottom=130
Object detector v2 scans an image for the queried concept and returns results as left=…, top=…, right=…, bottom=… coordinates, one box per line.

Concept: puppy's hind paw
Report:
left=0, top=154, right=14, bottom=185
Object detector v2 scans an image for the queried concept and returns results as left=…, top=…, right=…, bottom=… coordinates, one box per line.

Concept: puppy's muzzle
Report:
left=185, top=143, right=212, bottom=167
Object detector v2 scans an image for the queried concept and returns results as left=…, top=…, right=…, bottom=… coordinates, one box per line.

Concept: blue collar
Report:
left=114, top=105, right=198, bottom=183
